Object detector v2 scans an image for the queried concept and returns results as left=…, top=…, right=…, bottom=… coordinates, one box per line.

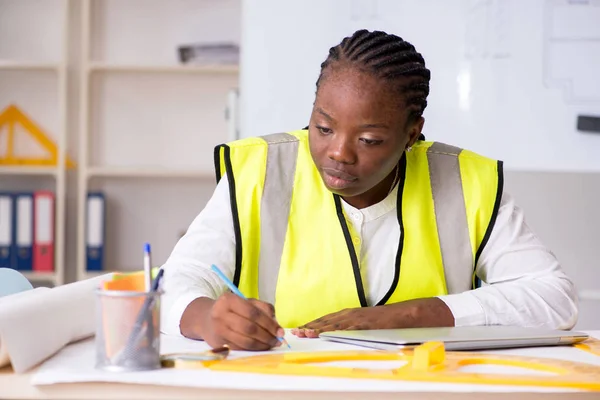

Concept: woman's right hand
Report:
left=180, top=293, right=284, bottom=351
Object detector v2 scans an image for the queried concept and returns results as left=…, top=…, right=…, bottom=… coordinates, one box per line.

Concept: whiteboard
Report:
left=239, top=0, right=600, bottom=172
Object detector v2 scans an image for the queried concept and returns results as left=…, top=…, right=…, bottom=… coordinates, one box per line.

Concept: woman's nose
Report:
left=327, top=135, right=356, bottom=165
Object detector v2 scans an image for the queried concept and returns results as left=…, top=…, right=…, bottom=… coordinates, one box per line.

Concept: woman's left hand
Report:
left=291, top=297, right=455, bottom=338
left=292, top=307, right=382, bottom=338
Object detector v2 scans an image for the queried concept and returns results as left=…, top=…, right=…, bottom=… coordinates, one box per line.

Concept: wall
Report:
left=505, top=171, right=600, bottom=330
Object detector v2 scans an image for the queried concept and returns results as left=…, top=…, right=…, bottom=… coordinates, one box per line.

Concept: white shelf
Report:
left=0, top=61, right=60, bottom=71
left=87, top=166, right=215, bottom=179
left=0, top=166, right=58, bottom=176
left=83, top=271, right=109, bottom=279
left=88, top=63, right=239, bottom=74
left=75, top=0, right=240, bottom=282
left=1, top=0, right=69, bottom=286
left=22, top=271, right=57, bottom=282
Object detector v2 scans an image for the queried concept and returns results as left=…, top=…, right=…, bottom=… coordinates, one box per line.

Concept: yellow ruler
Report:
left=576, top=338, right=600, bottom=357
left=165, top=340, right=600, bottom=392
left=0, top=104, right=75, bottom=167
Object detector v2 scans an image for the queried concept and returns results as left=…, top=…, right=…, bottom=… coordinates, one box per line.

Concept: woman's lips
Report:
left=321, top=168, right=358, bottom=190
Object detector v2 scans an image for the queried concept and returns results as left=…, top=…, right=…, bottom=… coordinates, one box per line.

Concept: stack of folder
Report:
left=0, top=191, right=55, bottom=272
left=86, top=192, right=105, bottom=272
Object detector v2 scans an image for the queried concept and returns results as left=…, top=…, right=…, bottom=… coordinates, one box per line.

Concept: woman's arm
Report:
left=438, top=191, right=578, bottom=329
left=160, top=176, right=236, bottom=336
left=160, top=176, right=283, bottom=350
left=293, top=297, right=454, bottom=338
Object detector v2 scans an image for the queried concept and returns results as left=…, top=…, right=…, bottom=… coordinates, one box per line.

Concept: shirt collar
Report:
left=341, top=183, right=398, bottom=222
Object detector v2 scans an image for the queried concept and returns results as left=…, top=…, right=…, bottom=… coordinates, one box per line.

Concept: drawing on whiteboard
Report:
left=464, top=0, right=511, bottom=60
left=543, top=0, right=600, bottom=103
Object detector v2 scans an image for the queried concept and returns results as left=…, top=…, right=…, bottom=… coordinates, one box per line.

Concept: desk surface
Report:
left=2, top=330, right=600, bottom=400
left=1, top=367, right=600, bottom=400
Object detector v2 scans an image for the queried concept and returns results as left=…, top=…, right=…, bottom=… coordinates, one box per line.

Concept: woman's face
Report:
left=309, top=66, right=424, bottom=208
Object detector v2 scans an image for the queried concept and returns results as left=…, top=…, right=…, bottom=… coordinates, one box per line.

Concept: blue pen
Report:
left=143, top=243, right=152, bottom=292
left=210, top=264, right=290, bottom=348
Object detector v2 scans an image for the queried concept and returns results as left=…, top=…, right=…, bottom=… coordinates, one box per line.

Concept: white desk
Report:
left=2, top=373, right=600, bottom=400
left=3, top=370, right=600, bottom=400
left=1, top=331, right=599, bottom=400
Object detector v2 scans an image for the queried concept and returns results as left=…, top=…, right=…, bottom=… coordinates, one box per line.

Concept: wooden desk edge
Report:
left=2, top=366, right=599, bottom=400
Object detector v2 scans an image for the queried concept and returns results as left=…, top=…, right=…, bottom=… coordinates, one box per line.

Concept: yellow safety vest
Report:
left=214, top=130, right=503, bottom=328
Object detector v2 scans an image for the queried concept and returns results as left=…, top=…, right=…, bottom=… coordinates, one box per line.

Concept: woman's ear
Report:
left=407, top=117, right=425, bottom=147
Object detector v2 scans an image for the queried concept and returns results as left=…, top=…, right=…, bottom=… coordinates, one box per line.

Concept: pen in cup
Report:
left=143, top=243, right=155, bottom=347
left=143, top=242, right=152, bottom=292
left=110, top=267, right=165, bottom=365
left=210, top=264, right=290, bottom=349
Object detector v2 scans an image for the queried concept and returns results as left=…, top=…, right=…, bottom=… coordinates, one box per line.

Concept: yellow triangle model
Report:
left=0, top=104, right=75, bottom=168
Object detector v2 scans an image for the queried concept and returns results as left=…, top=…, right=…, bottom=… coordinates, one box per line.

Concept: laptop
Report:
left=319, top=326, right=589, bottom=351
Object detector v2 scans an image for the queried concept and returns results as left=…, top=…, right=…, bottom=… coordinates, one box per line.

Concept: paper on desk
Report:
left=0, top=274, right=112, bottom=373
left=0, top=287, right=51, bottom=367
left=31, top=332, right=600, bottom=393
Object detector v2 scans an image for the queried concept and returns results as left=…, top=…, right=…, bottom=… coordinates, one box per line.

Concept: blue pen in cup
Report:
left=143, top=243, right=152, bottom=292
left=210, top=264, right=290, bottom=349
left=107, top=267, right=165, bottom=368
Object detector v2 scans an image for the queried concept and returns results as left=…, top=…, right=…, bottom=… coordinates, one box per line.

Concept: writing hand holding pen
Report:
left=179, top=265, right=289, bottom=351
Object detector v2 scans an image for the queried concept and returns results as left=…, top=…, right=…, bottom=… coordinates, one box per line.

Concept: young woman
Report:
left=161, top=29, right=577, bottom=350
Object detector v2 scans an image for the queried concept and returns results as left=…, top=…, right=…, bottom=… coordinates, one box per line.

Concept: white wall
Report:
left=504, top=171, right=600, bottom=330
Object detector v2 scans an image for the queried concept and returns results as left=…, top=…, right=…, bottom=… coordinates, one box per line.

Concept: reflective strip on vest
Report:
left=258, top=139, right=473, bottom=302
left=258, top=133, right=299, bottom=304
left=426, top=143, right=474, bottom=294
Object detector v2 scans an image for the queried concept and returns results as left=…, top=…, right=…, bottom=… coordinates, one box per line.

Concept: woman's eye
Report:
left=317, top=126, right=332, bottom=135
left=360, top=138, right=383, bottom=146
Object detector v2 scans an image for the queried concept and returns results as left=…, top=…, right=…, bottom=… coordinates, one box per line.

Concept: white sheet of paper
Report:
left=31, top=331, right=600, bottom=393
left=0, top=287, right=51, bottom=367
left=0, top=274, right=113, bottom=373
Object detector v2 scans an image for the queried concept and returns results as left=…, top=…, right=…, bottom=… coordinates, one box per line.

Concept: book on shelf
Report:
left=86, top=192, right=105, bottom=272
left=0, top=191, right=55, bottom=272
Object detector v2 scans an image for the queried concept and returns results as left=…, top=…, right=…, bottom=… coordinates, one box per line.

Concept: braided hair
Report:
left=316, top=29, right=431, bottom=123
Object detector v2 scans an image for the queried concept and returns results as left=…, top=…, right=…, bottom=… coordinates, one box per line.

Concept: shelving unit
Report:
left=75, top=0, right=240, bottom=281
left=88, top=63, right=239, bottom=74
left=0, top=61, right=61, bottom=72
left=0, top=0, right=70, bottom=286
left=0, top=166, right=59, bottom=177
left=21, top=271, right=57, bottom=282
left=87, top=166, right=215, bottom=179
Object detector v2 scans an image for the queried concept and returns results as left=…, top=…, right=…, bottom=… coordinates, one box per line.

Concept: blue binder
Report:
left=0, top=193, right=13, bottom=269
left=14, top=193, right=34, bottom=271
left=86, top=192, right=105, bottom=271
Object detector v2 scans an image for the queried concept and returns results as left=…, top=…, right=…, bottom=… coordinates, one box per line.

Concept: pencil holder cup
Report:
left=95, top=289, right=163, bottom=372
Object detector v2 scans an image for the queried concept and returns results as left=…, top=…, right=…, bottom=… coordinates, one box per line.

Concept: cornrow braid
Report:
left=317, top=29, right=431, bottom=122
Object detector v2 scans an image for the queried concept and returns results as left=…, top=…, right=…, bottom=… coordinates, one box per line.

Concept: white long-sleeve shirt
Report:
left=160, top=175, right=578, bottom=336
